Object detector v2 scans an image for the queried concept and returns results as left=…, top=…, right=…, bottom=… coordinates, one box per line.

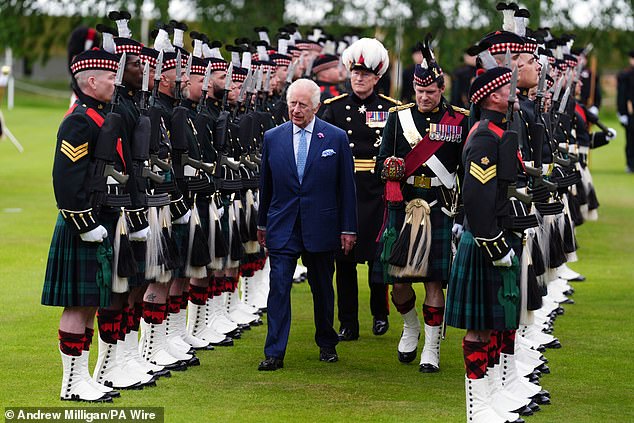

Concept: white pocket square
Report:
left=321, top=149, right=336, bottom=157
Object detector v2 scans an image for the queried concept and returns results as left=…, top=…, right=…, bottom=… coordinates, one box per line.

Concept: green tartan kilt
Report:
left=382, top=198, right=453, bottom=285
left=445, top=230, right=521, bottom=331
left=128, top=240, right=147, bottom=289
left=41, top=212, right=117, bottom=308
left=170, top=222, right=190, bottom=279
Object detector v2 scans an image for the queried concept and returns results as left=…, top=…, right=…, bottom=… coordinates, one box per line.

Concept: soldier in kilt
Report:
left=90, top=20, right=159, bottom=391
left=445, top=66, right=525, bottom=423
left=377, top=37, right=469, bottom=373
left=138, top=28, right=195, bottom=371
left=42, top=49, right=122, bottom=402
left=321, top=38, right=395, bottom=340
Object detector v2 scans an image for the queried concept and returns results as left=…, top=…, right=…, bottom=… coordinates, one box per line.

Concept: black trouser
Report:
left=626, top=121, right=634, bottom=170
left=335, top=260, right=389, bottom=332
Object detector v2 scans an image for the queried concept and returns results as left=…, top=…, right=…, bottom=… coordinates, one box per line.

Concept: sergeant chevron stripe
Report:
left=60, top=140, right=88, bottom=162
left=469, top=162, right=496, bottom=184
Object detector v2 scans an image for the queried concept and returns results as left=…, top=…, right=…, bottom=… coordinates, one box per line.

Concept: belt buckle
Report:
left=414, top=175, right=431, bottom=189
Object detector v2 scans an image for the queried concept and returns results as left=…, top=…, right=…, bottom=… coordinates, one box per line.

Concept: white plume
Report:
left=479, top=50, right=498, bottom=70
left=102, top=32, right=116, bottom=54
left=153, top=28, right=174, bottom=53
left=278, top=38, right=288, bottom=55
left=341, top=37, right=389, bottom=77
left=115, top=18, right=132, bottom=39
left=242, top=51, right=252, bottom=70
left=193, top=39, right=203, bottom=58
left=173, top=28, right=185, bottom=48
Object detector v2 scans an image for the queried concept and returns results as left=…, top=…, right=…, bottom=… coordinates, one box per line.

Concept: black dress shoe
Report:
left=419, top=363, right=440, bottom=373
left=542, top=339, right=562, bottom=349
left=372, top=318, right=389, bottom=336
left=337, top=328, right=359, bottom=341
left=211, top=336, right=234, bottom=347
left=319, top=348, right=338, bottom=363
left=258, top=357, right=284, bottom=371
left=533, top=394, right=551, bottom=405
left=513, top=405, right=533, bottom=416
left=398, top=349, right=418, bottom=364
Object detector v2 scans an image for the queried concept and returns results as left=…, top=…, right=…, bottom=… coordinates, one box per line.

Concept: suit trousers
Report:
left=264, top=217, right=339, bottom=359
left=335, top=260, right=390, bottom=332
left=626, top=121, right=634, bottom=170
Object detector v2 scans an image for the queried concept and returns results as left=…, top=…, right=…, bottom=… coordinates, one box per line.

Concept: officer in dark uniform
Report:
left=400, top=46, right=423, bottom=104
left=450, top=51, right=476, bottom=109
left=572, top=47, right=602, bottom=114
left=445, top=65, right=524, bottom=423
left=313, top=54, right=342, bottom=109
left=42, top=48, right=122, bottom=402
left=377, top=37, right=469, bottom=372
left=617, top=50, right=634, bottom=172
left=321, top=38, right=396, bottom=340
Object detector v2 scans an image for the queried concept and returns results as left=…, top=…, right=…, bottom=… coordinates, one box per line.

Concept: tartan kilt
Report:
left=385, top=198, right=453, bottom=285
left=127, top=240, right=147, bottom=288
left=170, top=222, right=190, bottom=279
left=445, top=231, right=520, bottom=331
left=42, top=212, right=117, bottom=308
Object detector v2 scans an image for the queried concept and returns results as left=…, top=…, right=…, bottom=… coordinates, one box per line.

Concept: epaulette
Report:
left=323, top=93, right=349, bottom=104
left=389, top=103, right=415, bottom=113
left=451, top=105, right=470, bottom=117
left=379, top=93, right=402, bottom=105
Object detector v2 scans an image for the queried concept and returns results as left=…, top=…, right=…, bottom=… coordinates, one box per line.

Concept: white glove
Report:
left=451, top=223, right=464, bottom=239
left=618, top=114, right=629, bottom=127
left=129, top=227, right=150, bottom=241
left=493, top=249, right=515, bottom=267
left=588, top=105, right=599, bottom=116
left=173, top=209, right=191, bottom=225
left=606, top=127, right=617, bottom=140
left=80, top=225, right=107, bottom=243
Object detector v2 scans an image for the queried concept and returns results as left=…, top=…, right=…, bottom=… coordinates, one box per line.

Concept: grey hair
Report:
left=75, top=69, right=110, bottom=91
left=286, top=78, right=321, bottom=108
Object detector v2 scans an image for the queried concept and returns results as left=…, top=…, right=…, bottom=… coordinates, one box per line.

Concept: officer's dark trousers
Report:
left=335, top=260, right=389, bottom=333
left=627, top=121, right=634, bottom=170
left=264, top=218, right=338, bottom=359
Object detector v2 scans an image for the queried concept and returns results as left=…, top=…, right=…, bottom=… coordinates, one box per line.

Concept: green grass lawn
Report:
left=1, top=95, right=633, bottom=422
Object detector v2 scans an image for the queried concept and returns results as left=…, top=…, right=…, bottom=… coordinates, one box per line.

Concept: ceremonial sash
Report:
left=401, top=109, right=465, bottom=187
left=575, top=103, right=587, bottom=124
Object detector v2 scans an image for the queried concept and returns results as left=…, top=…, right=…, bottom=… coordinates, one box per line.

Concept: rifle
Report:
left=503, top=67, right=532, bottom=204
left=221, top=62, right=233, bottom=112
left=130, top=61, right=169, bottom=207
left=148, top=51, right=171, bottom=173
left=89, top=53, right=130, bottom=208
left=192, top=62, right=219, bottom=175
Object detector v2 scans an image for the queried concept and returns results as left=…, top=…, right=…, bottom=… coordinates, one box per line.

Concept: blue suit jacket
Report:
left=258, top=117, right=357, bottom=252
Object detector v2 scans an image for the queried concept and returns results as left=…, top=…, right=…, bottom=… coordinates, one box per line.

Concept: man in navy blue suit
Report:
left=257, top=79, right=358, bottom=370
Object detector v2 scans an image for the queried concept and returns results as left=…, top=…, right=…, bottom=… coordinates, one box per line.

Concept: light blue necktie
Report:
left=297, top=128, right=308, bottom=182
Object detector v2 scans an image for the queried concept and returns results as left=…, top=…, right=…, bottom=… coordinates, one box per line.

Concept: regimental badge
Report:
left=374, top=135, right=382, bottom=147
left=429, top=123, right=462, bottom=142
left=481, top=156, right=490, bottom=166
left=358, top=105, right=367, bottom=114
left=366, top=111, right=389, bottom=128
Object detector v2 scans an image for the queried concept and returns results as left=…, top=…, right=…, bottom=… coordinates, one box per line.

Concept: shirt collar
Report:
left=293, top=117, right=316, bottom=135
